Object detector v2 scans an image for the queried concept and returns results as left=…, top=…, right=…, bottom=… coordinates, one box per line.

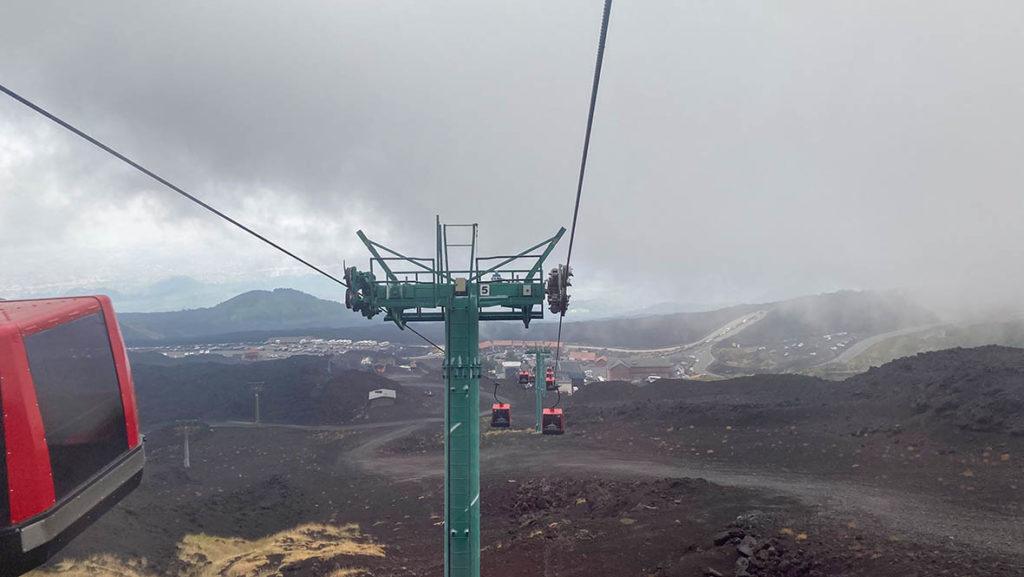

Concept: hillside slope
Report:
left=734, top=290, right=937, bottom=344
left=119, top=288, right=357, bottom=342
left=844, top=345, right=1024, bottom=435
left=710, top=291, right=939, bottom=373
left=481, top=303, right=764, bottom=348
left=830, top=320, right=1024, bottom=373
left=130, top=354, right=423, bottom=427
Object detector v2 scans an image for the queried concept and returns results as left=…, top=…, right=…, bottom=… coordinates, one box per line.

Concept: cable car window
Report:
left=24, top=312, right=128, bottom=500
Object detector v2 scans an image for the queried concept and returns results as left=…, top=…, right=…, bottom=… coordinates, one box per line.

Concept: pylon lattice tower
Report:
left=344, top=217, right=565, bottom=577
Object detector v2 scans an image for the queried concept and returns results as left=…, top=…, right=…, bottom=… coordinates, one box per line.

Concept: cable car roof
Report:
left=0, top=297, right=106, bottom=336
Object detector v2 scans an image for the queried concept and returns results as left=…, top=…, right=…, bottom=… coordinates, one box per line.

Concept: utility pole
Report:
left=526, top=347, right=550, bottom=433
left=176, top=419, right=198, bottom=469
left=344, top=217, right=567, bottom=577
left=251, top=382, right=265, bottom=425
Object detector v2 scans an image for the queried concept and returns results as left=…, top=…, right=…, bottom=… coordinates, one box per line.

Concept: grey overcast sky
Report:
left=2, top=1, right=1023, bottom=314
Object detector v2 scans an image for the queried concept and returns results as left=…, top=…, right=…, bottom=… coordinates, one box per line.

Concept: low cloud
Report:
left=2, top=1, right=1024, bottom=314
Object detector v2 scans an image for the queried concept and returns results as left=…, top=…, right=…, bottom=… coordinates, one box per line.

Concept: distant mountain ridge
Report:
left=3, top=274, right=350, bottom=313
left=116, top=287, right=937, bottom=354
left=118, top=288, right=360, bottom=342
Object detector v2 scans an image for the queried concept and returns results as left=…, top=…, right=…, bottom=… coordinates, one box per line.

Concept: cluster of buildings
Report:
left=482, top=340, right=685, bottom=390
left=262, top=336, right=390, bottom=358
left=136, top=336, right=394, bottom=361
left=142, top=336, right=688, bottom=387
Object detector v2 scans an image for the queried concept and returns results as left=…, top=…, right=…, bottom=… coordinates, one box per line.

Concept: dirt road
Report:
left=826, top=323, right=945, bottom=366
left=349, top=427, right=1024, bottom=559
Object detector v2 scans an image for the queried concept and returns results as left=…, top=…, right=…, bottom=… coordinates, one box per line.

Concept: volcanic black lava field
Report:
left=29, top=346, right=1024, bottom=577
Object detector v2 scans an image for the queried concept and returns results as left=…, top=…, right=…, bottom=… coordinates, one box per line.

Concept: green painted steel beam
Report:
left=526, top=348, right=550, bottom=433
left=443, top=292, right=480, bottom=577
left=526, top=227, right=566, bottom=281
left=356, top=230, right=400, bottom=284
left=346, top=218, right=564, bottom=577
left=385, top=310, right=545, bottom=324
left=472, top=227, right=565, bottom=282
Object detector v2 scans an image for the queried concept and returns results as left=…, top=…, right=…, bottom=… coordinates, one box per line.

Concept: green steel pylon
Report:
left=344, top=216, right=564, bottom=577
left=526, top=347, right=550, bottom=433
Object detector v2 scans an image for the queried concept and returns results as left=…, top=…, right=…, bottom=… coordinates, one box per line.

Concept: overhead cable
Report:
left=554, top=0, right=614, bottom=369
left=0, top=83, right=468, bottom=360
left=0, top=83, right=349, bottom=289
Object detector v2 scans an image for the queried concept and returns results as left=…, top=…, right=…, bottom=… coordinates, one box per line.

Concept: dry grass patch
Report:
left=29, top=523, right=383, bottom=577
left=28, top=555, right=157, bottom=577
left=178, top=523, right=384, bottom=577
left=483, top=428, right=531, bottom=437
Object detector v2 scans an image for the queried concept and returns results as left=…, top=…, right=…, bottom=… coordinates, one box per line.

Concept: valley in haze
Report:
left=18, top=286, right=1024, bottom=577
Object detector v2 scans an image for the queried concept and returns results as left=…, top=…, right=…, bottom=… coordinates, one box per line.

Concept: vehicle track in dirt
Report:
left=348, top=425, right=1024, bottom=559
left=825, top=323, right=945, bottom=366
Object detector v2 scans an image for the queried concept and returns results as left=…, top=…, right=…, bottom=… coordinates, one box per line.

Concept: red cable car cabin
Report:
left=490, top=403, right=510, bottom=428
left=542, top=408, right=564, bottom=435
left=0, top=297, right=144, bottom=577
left=544, top=367, right=558, bottom=391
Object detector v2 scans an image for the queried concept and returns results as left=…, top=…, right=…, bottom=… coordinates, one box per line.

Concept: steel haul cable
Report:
left=1, top=0, right=615, bottom=385
left=403, top=321, right=444, bottom=352
left=391, top=308, right=513, bottom=396
left=552, top=0, right=614, bottom=407
left=0, top=83, right=349, bottom=289
left=0, top=82, right=467, bottom=362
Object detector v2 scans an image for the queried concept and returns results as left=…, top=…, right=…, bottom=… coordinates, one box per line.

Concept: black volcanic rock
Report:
left=845, top=345, right=1024, bottom=435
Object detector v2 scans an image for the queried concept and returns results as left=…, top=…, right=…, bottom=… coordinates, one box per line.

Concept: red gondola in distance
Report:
left=544, top=366, right=558, bottom=391
left=0, top=296, right=145, bottom=577
left=542, top=408, right=564, bottom=435
left=490, top=403, right=511, bottom=428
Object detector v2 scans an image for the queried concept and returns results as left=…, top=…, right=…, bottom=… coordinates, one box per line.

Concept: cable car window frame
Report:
left=22, top=312, right=129, bottom=501
left=0, top=381, right=9, bottom=526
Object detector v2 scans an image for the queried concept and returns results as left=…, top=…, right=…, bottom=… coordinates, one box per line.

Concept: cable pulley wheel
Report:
left=546, top=265, right=573, bottom=315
